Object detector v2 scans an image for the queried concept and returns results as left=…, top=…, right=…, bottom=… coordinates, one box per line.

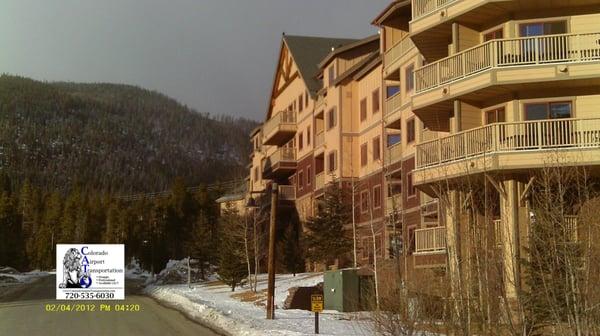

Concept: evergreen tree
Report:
left=281, top=222, right=305, bottom=276
left=304, top=183, right=352, bottom=266
left=0, top=192, right=25, bottom=268
left=217, top=209, right=247, bottom=291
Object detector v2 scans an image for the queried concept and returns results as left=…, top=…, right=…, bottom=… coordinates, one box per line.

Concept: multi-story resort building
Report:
left=243, top=0, right=600, bottom=311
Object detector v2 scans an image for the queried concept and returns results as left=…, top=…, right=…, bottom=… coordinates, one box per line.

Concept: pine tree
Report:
left=281, top=222, right=305, bottom=276
left=304, top=183, right=352, bottom=266
left=0, top=192, right=25, bottom=268
left=217, top=209, right=247, bottom=291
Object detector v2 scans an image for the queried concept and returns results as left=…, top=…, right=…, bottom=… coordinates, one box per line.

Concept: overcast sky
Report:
left=1, top=0, right=389, bottom=121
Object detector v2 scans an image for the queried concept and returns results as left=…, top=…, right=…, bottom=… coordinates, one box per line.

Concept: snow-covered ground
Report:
left=145, top=272, right=374, bottom=336
left=0, top=267, right=50, bottom=287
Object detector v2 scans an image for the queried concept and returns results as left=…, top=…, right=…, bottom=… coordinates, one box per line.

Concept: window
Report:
left=327, top=107, right=337, bottom=129
left=407, top=171, right=416, bottom=197
left=362, top=238, right=371, bottom=259
left=405, top=64, right=415, bottom=93
left=328, top=65, right=336, bottom=87
left=299, top=94, right=304, bottom=112
left=328, top=151, right=337, bottom=172
left=361, top=143, right=368, bottom=166
left=306, top=126, right=311, bottom=146
left=361, top=190, right=369, bottom=213
left=387, top=85, right=400, bottom=98
left=388, top=180, right=402, bottom=197
left=484, top=28, right=503, bottom=42
left=298, top=170, right=304, bottom=190
left=525, top=101, right=572, bottom=120
left=298, top=132, right=304, bottom=150
left=373, top=137, right=381, bottom=162
left=307, top=166, right=312, bottom=185
left=388, top=134, right=401, bottom=147
left=254, top=167, right=259, bottom=182
left=407, top=119, right=416, bottom=144
left=408, top=227, right=416, bottom=254
left=485, top=107, right=506, bottom=124
left=372, top=89, right=380, bottom=114
left=520, top=21, right=566, bottom=37
left=373, top=185, right=382, bottom=209
left=360, top=98, right=367, bottom=121
left=305, top=92, right=309, bottom=107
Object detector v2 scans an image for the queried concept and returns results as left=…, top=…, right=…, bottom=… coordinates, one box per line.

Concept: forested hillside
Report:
left=0, top=75, right=257, bottom=193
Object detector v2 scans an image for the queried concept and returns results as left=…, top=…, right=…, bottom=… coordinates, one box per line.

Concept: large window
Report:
left=520, top=21, right=567, bottom=37
left=405, top=64, right=415, bottom=93
left=361, top=143, right=368, bottom=166
left=372, top=88, right=380, bottom=114
left=328, top=65, right=336, bottom=87
left=407, top=171, right=416, bottom=197
left=388, top=134, right=402, bottom=147
left=406, top=119, right=416, bottom=144
left=485, top=107, right=506, bottom=124
left=327, top=107, right=337, bottom=130
left=387, top=85, right=400, bottom=98
left=372, top=136, right=381, bottom=162
left=373, top=185, right=382, bottom=209
left=484, top=28, right=503, bottom=42
left=361, top=190, right=369, bottom=214
left=525, top=101, right=572, bottom=120
left=328, top=151, right=337, bottom=172
left=360, top=98, right=367, bottom=122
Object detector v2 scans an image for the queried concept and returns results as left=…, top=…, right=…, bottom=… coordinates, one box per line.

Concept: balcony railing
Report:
left=315, top=172, right=325, bottom=190
left=386, top=194, right=403, bottom=215
left=415, top=226, right=447, bottom=254
left=279, top=185, right=296, bottom=201
left=264, top=147, right=296, bottom=169
left=415, top=32, right=600, bottom=93
left=385, top=142, right=403, bottom=165
left=385, top=92, right=403, bottom=116
left=412, top=0, right=459, bottom=20
left=263, top=110, right=297, bottom=140
left=384, top=36, right=416, bottom=68
left=315, top=132, right=325, bottom=148
left=416, top=118, right=600, bottom=170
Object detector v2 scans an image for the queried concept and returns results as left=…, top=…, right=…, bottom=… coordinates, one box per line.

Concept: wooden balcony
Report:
left=315, top=132, right=324, bottom=149
left=278, top=185, right=296, bottom=201
left=263, top=110, right=297, bottom=146
left=386, top=194, right=403, bottom=216
left=315, top=172, right=325, bottom=191
left=384, top=91, right=403, bottom=119
left=385, top=142, right=403, bottom=166
left=415, top=226, right=447, bottom=254
left=383, top=37, right=416, bottom=78
left=414, top=118, right=600, bottom=185
left=413, top=32, right=600, bottom=122
left=262, top=147, right=296, bottom=179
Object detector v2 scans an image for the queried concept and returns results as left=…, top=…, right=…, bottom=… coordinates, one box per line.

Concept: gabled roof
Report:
left=282, top=35, right=359, bottom=97
left=318, top=34, right=380, bottom=69
left=372, top=0, right=411, bottom=26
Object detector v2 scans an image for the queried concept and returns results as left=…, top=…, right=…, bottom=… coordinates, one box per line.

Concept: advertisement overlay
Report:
left=56, top=244, right=125, bottom=300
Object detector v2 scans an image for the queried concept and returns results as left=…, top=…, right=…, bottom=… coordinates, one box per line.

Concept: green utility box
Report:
left=324, top=268, right=374, bottom=312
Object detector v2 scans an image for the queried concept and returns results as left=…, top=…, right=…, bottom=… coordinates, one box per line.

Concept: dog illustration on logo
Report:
left=59, top=248, right=91, bottom=288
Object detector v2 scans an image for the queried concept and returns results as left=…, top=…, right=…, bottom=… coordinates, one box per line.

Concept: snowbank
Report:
left=145, top=272, right=373, bottom=336
left=0, top=269, right=49, bottom=286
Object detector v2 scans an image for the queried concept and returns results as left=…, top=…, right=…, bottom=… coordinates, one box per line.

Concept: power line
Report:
left=115, top=179, right=247, bottom=202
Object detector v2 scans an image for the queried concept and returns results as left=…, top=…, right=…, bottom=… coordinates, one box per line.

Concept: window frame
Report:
left=298, top=170, right=304, bottom=191
left=406, top=118, right=416, bottom=144
left=406, top=171, right=416, bottom=198
left=360, top=190, right=369, bottom=214
left=361, top=143, right=368, bottom=167
left=307, top=165, right=312, bottom=186
left=372, top=136, right=381, bottom=162
left=328, top=151, right=337, bottom=173
left=372, top=88, right=380, bottom=114
left=360, top=98, right=367, bottom=122
left=373, top=185, right=382, bottom=209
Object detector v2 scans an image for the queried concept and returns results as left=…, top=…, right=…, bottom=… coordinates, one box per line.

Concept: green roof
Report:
left=283, top=35, right=359, bottom=97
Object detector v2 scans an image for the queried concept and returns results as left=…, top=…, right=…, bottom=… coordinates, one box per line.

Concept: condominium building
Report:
left=244, top=0, right=600, bottom=305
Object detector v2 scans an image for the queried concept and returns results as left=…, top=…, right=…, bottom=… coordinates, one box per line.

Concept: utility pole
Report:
left=266, top=183, right=278, bottom=320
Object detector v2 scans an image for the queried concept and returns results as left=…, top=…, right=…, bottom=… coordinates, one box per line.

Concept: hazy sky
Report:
left=1, top=0, right=389, bottom=121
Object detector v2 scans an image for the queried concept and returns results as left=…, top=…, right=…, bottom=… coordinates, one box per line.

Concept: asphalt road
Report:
left=0, top=275, right=221, bottom=336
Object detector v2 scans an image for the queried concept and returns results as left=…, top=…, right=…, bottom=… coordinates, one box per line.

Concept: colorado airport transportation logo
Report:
left=56, top=244, right=124, bottom=300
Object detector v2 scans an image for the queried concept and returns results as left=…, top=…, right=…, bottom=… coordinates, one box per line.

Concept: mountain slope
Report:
left=0, top=75, right=257, bottom=193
